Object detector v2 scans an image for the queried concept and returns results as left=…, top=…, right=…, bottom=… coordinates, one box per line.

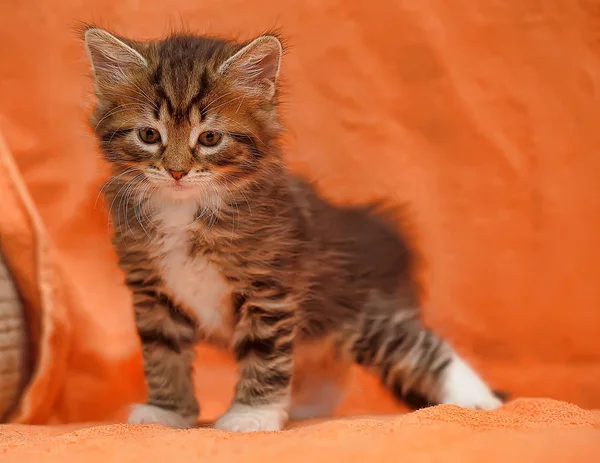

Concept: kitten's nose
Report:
left=167, top=169, right=189, bottom=181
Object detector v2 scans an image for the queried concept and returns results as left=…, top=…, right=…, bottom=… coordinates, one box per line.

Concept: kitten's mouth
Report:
left=170, top=183, right=194, bottom=192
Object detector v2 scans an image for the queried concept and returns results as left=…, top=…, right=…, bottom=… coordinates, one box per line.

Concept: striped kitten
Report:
left=83, top=27, right=502, bottom=432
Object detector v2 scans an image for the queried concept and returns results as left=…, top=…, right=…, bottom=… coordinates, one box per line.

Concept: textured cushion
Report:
left=0, top=250, right=28, bottom=420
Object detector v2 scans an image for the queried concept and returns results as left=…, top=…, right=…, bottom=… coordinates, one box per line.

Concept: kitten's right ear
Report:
left=219, top=35, right=283, bottom=99
left=84, top=27, right=147, bottom=84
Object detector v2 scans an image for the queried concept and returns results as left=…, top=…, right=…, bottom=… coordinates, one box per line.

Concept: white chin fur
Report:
left=157, top=185, right=199, bottom=201
left=128, top=404, right=196, bottom=429
left=215, top=402, right=288, bottom=433
left=439, top=355, right=503, bottom=411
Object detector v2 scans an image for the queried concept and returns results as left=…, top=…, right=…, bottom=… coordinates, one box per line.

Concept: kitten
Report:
left=83, top=26, right=503, bottom=432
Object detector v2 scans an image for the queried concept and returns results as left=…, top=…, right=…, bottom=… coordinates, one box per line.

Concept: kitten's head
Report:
left=83, top=26, right=284, bottom=201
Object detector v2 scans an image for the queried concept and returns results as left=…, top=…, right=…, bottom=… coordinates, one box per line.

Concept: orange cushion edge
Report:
left=0, top=128, right=72, bottom=424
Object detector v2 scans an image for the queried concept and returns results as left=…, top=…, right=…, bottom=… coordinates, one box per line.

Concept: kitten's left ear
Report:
left=84, top=27, right=147, bottom=85
left=219, top=35, right=283, bottom=99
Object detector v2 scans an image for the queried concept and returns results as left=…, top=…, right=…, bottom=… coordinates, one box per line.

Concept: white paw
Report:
left=440, top=355, right=503, bottom=411
left=215, top=402, right=287, bottom=433
left=128, top=404, right=196, bottom=429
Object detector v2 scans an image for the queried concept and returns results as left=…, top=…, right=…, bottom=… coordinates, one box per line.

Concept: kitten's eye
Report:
left=198, top=131, right=222, bottom=147
left=138, top=127, right=161, bottom=144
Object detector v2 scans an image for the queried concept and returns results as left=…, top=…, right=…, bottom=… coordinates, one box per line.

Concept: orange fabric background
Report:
left=0, top=0, right=600, bottom=428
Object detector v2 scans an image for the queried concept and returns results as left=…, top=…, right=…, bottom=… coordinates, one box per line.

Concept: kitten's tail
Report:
left=347, top=310, right=505, bottom=410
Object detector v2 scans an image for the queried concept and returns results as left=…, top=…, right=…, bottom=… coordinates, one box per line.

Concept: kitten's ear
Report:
left=219, top=35, right=283, bottom=99
left=84, top=27, right=147, bottom=85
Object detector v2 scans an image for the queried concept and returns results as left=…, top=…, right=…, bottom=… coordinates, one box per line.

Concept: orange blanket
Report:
left=0, top=0, right=599, bottom=459
left=2, top=400, right=600, bottom=462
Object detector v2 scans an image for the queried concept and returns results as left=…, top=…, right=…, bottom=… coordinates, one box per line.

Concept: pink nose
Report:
left=167, top=170, right=189, bottom=181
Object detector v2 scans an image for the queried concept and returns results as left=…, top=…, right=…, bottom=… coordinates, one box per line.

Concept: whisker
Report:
left=212, top=114, right=266, bottom=146
left=207, top=95, right=247, bottom=113
left=95, top=167, right=139, bottom=209
left=110, top=172, right=146, bottom=238
left=129, top=83, right=159, bottom=110
left=95, top=92, right=156, bottom=107
left=94, top=105, right=147, bottom=131
left=107, top=116, right=138, bottom=144
left=207, top=180, right=222, bottom=232
left=220, top=174, right=253, bottom=215
left=202, top=91, right=238, bottom=112
left=137, top=180, right=157, bottom=228
left=122, top=173, right=146, bottom=238
left=133, top=178, right=153, bottom=238
left=213, top=177, right=240, bottom=237
left=235, top=94, right=246, bottom=114
left=107, top=175, right=138, bottom=236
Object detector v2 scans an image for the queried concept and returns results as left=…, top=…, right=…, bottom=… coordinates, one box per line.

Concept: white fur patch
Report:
left=440, top=354, right=502, bottom=410
left=128, top=404, right=196, bottom=429
left=215, top=402, right=288, bottom=433
left=153, top=197, right=232, bottom=338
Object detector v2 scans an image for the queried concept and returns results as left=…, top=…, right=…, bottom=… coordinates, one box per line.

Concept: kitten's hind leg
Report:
left=290, top=380, right=346, bottom=421
left=290, top=338, right=352, bottom=421
left=347, top=310, right=503, bottom=411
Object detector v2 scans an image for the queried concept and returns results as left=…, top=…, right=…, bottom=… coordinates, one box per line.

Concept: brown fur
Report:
left=83, top=26, right=502, bottom=431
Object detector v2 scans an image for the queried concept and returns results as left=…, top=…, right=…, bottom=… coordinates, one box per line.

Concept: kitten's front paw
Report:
left=215, top=403, right=287, bottom=433
left=128, top=404, right=196, bottom=429
left=440, top=356, right=503, bottom=411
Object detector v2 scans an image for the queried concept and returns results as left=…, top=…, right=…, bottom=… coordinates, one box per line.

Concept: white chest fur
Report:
left=152, top=198, right=233, bottom=339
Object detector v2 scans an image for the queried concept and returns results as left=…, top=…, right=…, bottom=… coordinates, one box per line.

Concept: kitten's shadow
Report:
left=195, top=415, right=385, bottom=431
left=195, top=420, right=214, bottom=429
